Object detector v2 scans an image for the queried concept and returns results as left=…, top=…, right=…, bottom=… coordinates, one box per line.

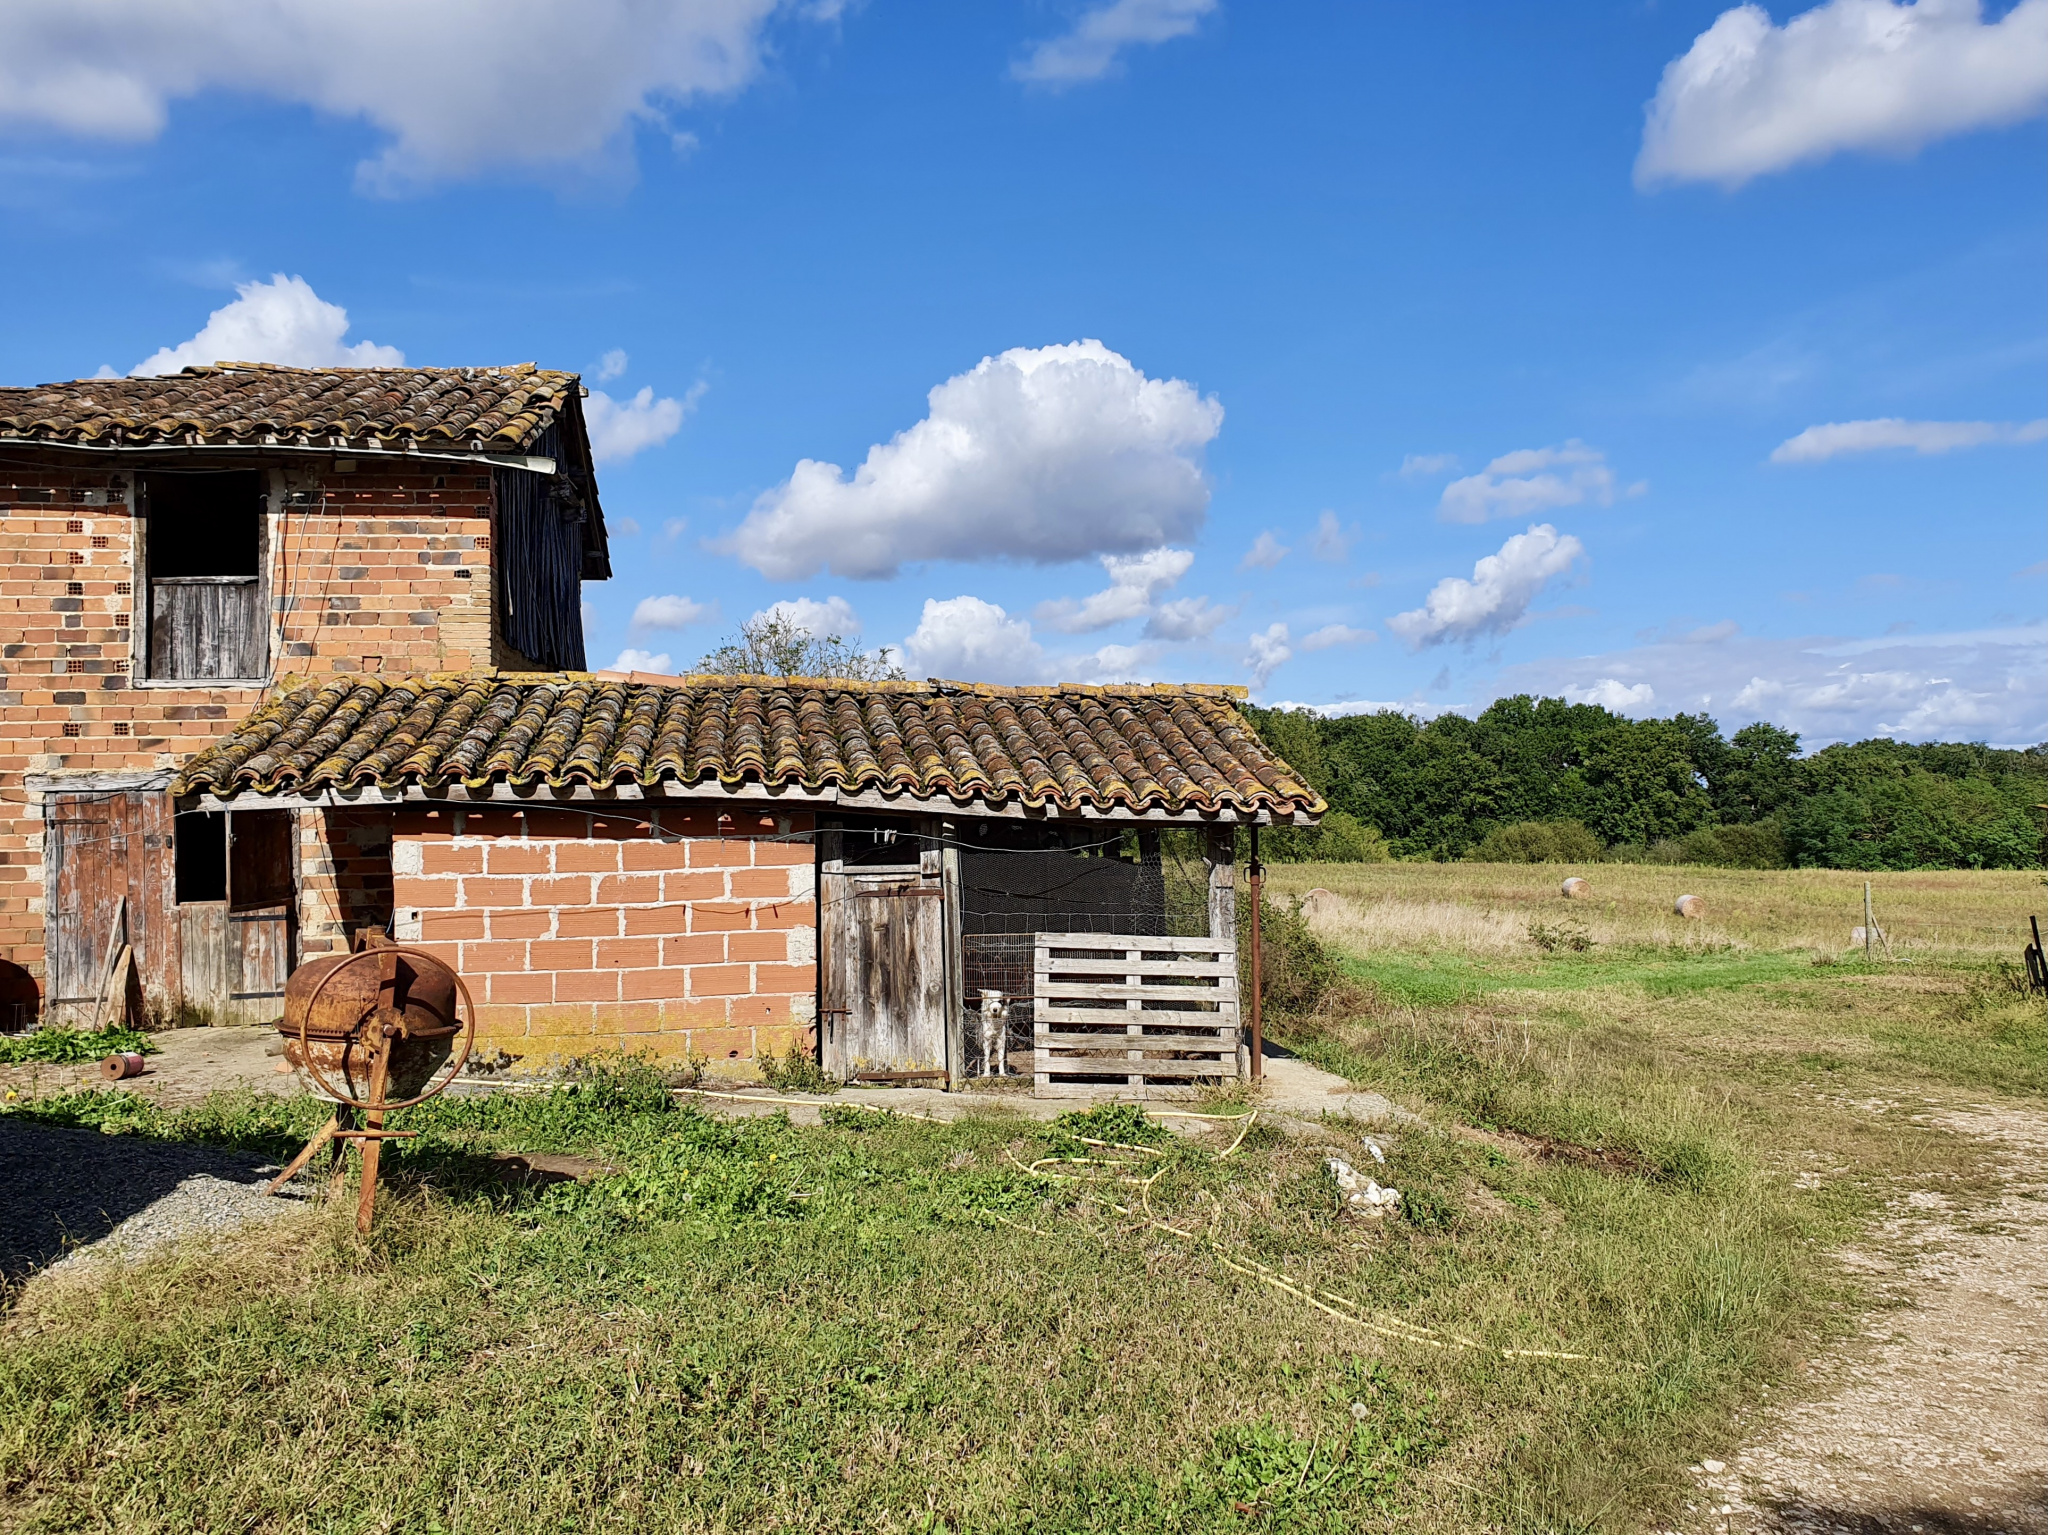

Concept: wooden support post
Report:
left=1204, top=825, right=1235, bottom=944
left=1248, top=825, right=1263, bottom=1085
left=938, top=818, right=965, bottom=1089
left=1204, top=825, right=1243, bottom=1082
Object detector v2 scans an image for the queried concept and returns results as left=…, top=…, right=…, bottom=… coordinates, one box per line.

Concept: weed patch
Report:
left=0, top=1025, right=157, bottom=1066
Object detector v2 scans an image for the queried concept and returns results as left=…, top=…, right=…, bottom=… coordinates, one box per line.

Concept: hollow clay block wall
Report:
left=388, top=805, right=816, bottom=1077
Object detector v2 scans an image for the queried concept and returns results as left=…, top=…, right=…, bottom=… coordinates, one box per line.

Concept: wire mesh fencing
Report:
left=959, top=837, right=1217, bottom=1078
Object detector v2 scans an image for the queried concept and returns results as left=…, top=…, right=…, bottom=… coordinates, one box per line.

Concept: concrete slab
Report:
left=1, top=1025, right=293, bottom=1107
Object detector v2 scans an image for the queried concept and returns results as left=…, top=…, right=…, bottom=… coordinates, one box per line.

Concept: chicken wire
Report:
left=960, top=836, right=1216, bottom=1077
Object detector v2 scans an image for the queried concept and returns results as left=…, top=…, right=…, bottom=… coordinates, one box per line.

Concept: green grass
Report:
left=0, top=1060, right=1861, bottom=1535
left=2, top=863, right=2039, bottom=1534
left=1332, top=946, right=1826, bottom=1009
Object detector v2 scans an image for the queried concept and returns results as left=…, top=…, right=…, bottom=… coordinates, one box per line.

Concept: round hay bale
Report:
left=1560, top=877, right=1590, bottom=899
left=1305, top=888, right=1335, bottom=902
left=1674, top=894, right=1705, bottom=919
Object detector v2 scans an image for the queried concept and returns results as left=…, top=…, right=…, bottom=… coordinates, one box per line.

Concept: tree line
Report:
left=1245, top=695, right=2047, bottom=870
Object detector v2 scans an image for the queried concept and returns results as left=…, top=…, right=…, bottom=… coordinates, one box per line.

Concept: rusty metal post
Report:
left=1248, top=824, right=1263, bottom=1085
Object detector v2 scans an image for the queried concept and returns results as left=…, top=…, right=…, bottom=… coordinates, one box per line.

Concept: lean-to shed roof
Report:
left=173, top=673, right=1325, bottom=821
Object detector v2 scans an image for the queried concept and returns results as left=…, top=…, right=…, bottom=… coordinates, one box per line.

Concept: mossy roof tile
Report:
left=173, top=672, right=1325, bottom=817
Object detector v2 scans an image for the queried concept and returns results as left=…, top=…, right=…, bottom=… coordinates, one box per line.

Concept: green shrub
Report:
left=1313, top=811, right=1392, bottom=863
left=1643, top=821, right=1792, bottom=868
left=1470, top=820, right=1605, bottom=864
left=1245, top=891, right=1346, bottom=1014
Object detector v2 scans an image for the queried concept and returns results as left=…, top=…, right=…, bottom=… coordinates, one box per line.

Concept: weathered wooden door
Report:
left=42, top=790, right=175, bottom=1025
left=228, top=809, right=293, bottom=1022
left=174, top=806, right=294, bottom=1023
left=819, top=855, right=950, bottom=1081
left=178, top=809, right=294, bottom=1024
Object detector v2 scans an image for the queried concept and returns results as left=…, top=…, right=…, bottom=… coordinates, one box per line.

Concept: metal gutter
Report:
left=0, top=436, right=556, bottom=475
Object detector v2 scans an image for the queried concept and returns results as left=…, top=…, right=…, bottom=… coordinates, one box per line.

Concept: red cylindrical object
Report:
left=99, top=1051, right=145, bottom=1081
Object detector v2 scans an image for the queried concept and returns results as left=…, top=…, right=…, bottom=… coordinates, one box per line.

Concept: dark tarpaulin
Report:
left=494, top=422, right=588, bottom=670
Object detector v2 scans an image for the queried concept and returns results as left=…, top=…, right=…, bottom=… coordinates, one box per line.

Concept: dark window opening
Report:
left=142, top=470, right=266, bottom=680
left=175, top=812, right=227, bottom=902
left=143, top=472, right=260, bottom=576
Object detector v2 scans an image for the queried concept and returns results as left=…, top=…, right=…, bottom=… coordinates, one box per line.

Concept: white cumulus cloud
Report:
left=1239, top=531, right=1290, bottom=571
left=1012, top=0, right=1217, bottom=86
left=758, top=595, right=861, bottom=638
left=0, top=0, right=796, bottom=193
left=1036, top=547, right=1194, bottom=633
left=1300, top=623, right=1375, bottom=652
left=584, top=380, right=703, bottom=465
left=629, top=594, right=714, bottom=634
left=901, top=596, right=1050, bottom=683
left=595, top=348, right=629, bottom=382
left=131, top=274, right=402, bottom=375
left=1244, top=623, right=1293, bottom=691
left=898, top=596, right=1167, bottom=685
left=1770, top=415, right=2048, bottom=462
left=1387, top=524, right=1586, bottom=649
left=1636, top=0, right=2048, bottom=190
left=1490, top=623, right=2047, bottom=746
left=1144, top=594, right=1234, bottom=642
left=610, top=647, right=674, bottom=673
left=1564, top=678, right=1658, bottom=713
left=1438, top=441, right=1637, bottom=524
left=724, top=340, right=1222, bottom=580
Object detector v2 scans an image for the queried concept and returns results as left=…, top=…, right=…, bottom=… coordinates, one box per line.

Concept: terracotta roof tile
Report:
left=174, top=673, right=1325, bottom=818
left=0, top=363, right=576, bottom=454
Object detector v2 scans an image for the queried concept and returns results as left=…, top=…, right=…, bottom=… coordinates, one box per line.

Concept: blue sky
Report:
left=2, top=0, right=2043, bottom=746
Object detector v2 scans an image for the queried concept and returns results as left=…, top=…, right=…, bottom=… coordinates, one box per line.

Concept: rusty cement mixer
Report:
left=265, top=929, right=476, bottom=1233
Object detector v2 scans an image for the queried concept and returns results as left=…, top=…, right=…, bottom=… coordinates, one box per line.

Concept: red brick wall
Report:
left=0, top=460, right=505, bottom=988
left=295, top=809, right=395, bottom=958
left=387, top=806, right=817, bottom=1075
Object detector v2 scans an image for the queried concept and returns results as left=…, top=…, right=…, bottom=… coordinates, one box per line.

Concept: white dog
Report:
left=978, top=989, right=1010, bottom=1077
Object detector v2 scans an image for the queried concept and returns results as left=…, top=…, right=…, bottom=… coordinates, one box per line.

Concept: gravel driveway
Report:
left=0, top=1120, right=305, bottom=1285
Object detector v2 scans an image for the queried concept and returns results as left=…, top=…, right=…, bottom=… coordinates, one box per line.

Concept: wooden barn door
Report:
left=178, top=809, right=294, bottom=1024
left=43, top=790, right=175, bottom=1025
left=819, top=842, right=950, bottom=1083
left=227, top=810, right=294, bottom=1023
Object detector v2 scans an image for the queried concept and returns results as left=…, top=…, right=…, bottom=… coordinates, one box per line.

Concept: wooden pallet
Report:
left=1032, top=934, right=1240, bottom=1099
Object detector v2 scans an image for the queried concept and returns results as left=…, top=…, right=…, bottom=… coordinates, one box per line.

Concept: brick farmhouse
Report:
left=0, top=364, right=1322, bottom=1087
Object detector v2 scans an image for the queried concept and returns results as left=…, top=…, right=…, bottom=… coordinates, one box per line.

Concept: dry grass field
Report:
left=1264, top=861, right=2039, bottom=957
